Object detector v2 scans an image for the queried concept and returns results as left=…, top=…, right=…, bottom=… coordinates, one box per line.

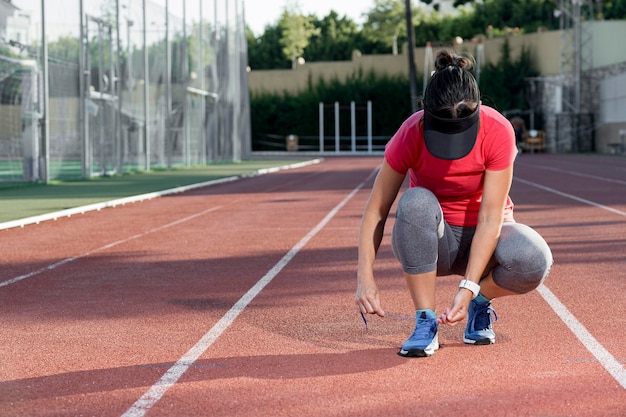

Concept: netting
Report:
left=1, top=0, right=250, bottom=183
left=0, top=55, right=34, bottom=181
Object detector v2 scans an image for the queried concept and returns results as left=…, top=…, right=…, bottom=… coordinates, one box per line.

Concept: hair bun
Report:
left=433, top=50, right=475, bottom=72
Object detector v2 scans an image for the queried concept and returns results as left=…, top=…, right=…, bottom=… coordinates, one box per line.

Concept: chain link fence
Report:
left=0, top=0, right=250, bottom=183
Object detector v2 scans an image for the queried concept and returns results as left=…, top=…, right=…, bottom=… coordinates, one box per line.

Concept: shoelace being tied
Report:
left=470, top=303, right=498, bottom=331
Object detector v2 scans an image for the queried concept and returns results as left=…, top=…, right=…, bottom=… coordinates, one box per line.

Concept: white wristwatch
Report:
left=459, top=279, right=480, bottom=299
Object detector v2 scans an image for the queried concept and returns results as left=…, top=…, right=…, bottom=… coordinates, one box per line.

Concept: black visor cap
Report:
left=423, top=106, right=480, bottom=160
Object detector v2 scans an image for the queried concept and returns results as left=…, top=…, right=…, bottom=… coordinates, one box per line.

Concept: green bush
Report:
left=250, top=69, right=413, bottom=150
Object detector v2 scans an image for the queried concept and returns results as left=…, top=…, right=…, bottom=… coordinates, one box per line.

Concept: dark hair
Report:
left=423, top=50, right=480, bottom=119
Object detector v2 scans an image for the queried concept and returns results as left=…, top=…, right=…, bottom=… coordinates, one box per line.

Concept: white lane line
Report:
left=515, top=176, right=626, bottom=389
left=121, top=169, right=378, bottom=417
left=514, top=177, right=626, bottom=217
left=537, top=285, right=626, bottom=389
left=0, top=206, right=222, bottom=288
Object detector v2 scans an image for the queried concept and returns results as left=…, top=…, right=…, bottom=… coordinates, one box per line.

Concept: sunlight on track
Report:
left=121, top=168, right=379, bottom=417
left=0, top=206, right=222, bottom=288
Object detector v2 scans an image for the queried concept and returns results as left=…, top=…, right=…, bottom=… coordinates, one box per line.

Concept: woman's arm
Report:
left=439, top=165, right=513, bottom=324
left=355, top=160, right=406, bottom=317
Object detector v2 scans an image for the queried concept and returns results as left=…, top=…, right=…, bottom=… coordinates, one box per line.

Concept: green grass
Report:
left=0, top=159, right=311, bottom=223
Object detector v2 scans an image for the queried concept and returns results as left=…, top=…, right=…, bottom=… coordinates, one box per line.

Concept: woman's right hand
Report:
left=355, top=277, right=385, bottom=317
left=355, top=160, right=404, bottom=319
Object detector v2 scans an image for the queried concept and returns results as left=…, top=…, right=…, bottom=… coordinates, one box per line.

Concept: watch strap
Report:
left=459, top=279, right=480, bottom=298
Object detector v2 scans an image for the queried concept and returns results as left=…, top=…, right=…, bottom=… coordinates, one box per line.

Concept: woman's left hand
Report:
left=438, top=289, right=473, bottom=325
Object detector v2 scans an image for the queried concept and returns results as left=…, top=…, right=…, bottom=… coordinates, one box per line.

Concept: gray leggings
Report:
left=391, top=187, right=553, bottom=294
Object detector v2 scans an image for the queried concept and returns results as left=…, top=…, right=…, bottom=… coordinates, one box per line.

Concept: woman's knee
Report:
left=396, top=187, right=441, bottom=226
left=392, top=187, right=443, bottom=273
left=492, top=223, right=553, bottom=293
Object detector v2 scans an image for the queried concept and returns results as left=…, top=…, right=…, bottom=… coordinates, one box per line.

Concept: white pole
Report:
left=351, top=101, right=356, bottom=152
left=423, top=42, right=433, bottom=94
left=334, top=101, right=340, bottom=153
left=367, top=100, right=372, bottom=154
left=41, top=0, right=50, bottom=182
left=143, top=0, right=150, bottom=170
left=319, top=102, right=324, bottom=152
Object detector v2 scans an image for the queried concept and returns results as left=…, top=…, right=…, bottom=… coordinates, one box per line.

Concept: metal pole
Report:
left=213, top=0, right=220, bottom=161
left=182, top=0, right=189, bottom=165
left=351, top=101, right=356, bottom=152
left=41, top=0, right=50, bottom=182
left=199, top=0, right=206, bottom=164
left=232, top=0, right=241, bottom=161
left=423, top=42, right=432, bottom=94
left=116, top=0, right=123, bottom=174
left=573, top=0, right=581, bottom=113
left=165, top=0, right=172, bottom=167
left=319, top=102, right=323, bottom=152
left=98, top=21, right=105, bottom=174
left=475, top=42, right=484, bottom=85
left=107, top=22, right=114, bottom=172
left=367, top=100, right=372, bottom=154
left=143, top=0, right=150, bottom=170
left=79, top=0, right=87, bottom=177
left=405, top=0, right=418, bottom=113
left=334, top=101, right=340, bottom=153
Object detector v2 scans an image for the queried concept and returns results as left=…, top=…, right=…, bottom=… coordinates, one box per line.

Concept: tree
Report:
left=305, top=11, right=362, bottom=62
left=278, top=2, right=320, bottom=69
left=479, top=39, right=539, bottom=112
left=603, top=0, right=626, bottom=19
left=362, top=0, right=413, bottom=53
left=247, top=24, right=290, bottom=70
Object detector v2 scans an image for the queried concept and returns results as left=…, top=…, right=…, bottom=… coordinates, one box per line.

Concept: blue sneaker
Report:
left=398, top=310, right=439, bottom=357
left=464, top=299, right=498, bottom=345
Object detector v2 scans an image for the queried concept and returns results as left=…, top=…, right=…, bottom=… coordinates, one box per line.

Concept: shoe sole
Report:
left=463, top=336, right=495, bottom=345
left=397, top=342, right=439, bottom=357
left=398, top=348, right=434, bottom=357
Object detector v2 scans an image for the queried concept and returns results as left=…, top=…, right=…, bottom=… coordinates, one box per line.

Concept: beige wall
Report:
left=249, top=21, right=625, bottom=95
left=590, top=21, right=626, bottom=67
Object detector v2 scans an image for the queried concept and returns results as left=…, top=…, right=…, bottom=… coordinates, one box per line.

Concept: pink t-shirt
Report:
left=385, top=105, right=517, bottom=227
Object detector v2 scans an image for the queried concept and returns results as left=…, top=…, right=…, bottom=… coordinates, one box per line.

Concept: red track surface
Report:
left=1, top=155, right=625, bottom=416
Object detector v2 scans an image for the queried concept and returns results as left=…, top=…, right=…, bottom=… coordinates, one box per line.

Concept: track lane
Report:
left=0, top=158, right=380, bottom=416
left=513, top=155, right=626, bottom=389
left=1, top=155, right=625, bottom=417
left=142, top=156, right=625, bottom=416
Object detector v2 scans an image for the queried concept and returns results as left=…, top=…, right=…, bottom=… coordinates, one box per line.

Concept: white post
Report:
left=334, top=101, right=340, bottom=153
left=351, top=101, right=356, bottom=152
left=41, top=0, right=50, bottom=182
left=143, top=0, right=150, bottom=170
left=367, top=100, right=373, bottom=153
left=319, top=102, right=324, bottom=152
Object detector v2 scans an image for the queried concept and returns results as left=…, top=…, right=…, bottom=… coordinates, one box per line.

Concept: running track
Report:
left=1, top=154, right=625, bottom=416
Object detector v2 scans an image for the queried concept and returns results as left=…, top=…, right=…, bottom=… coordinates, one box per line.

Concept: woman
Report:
left=355, top=50, right=553, bottom=357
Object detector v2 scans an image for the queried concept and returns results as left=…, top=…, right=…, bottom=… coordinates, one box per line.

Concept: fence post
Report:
left=115, top=1, right=123, bottom=174
left=334, top=101, right=339, bottom=153
left=41, top=0, right=50, bottom=182
left=319, top=102, right=324, bottom=152
left=165, top=0, right=172, bottom=167
left=367, top=100, right=372, bottom=154
left=143, top=0, right=150, bottom=171
left=351, top=101, right=356, bottom=152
